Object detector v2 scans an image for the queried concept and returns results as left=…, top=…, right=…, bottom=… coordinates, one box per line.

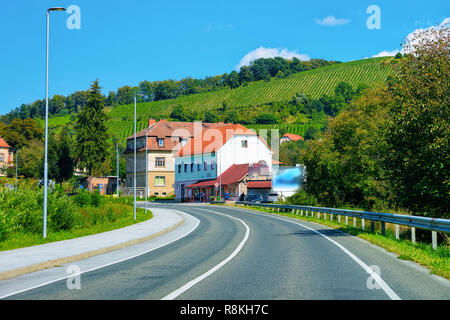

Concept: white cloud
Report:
left=315, top=16, right=350, bottom=26
left=236, top=47, right=310, bottom=69
left=371, top=17, right=449, bottom=58
left=372, top=49, right=400, bottom=58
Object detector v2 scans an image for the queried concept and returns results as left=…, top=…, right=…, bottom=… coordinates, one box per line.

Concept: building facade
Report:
left=125, top=119, right=235, bottom=197
left=0, top=137, right=14, bottom=176
left=174, top=124, right=273, bottom=201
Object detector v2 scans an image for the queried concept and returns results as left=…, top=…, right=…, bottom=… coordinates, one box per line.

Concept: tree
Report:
left=18, top=140, right=44, bottom=178
left=335, top=82, right=354, bottom=103
left=170, top=105, right=189, bottom=121
left=255, top=113, right=278, bottom=124
left=0, top=118, right=44, bottom=149
left=226, top=71, right=240, bottom=89
left=384, top=26, right=450, bottom=218
left=74, top=80, right=109, bottom=176
left=204, top=110, right=219, bottom=123
left=56, top=128, right=75, bottom=183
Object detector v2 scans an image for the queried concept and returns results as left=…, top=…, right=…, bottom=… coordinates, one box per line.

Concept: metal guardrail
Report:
left=236, top=201, right=450, bottom=249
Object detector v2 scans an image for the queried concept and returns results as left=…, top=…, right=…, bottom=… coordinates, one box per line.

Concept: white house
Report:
left=174, top=123, right=272, bottom=201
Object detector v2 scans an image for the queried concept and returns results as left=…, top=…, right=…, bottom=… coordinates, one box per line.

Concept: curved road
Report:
left=3, top=204, right=450, bottom=300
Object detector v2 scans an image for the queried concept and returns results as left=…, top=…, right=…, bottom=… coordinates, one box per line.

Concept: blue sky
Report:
left=0, top=0, right=448, bottom=114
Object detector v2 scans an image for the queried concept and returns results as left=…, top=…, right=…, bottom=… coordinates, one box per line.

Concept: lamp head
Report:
left=47, top=7, right=66, bottom=12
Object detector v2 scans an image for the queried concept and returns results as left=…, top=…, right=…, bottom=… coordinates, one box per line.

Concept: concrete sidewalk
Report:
left=0, top=208, right=183, bottom=280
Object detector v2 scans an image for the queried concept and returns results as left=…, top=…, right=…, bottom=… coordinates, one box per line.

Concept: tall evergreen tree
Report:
left=74, top=80, right=109, bottom=176
left=56, top=127, right=75, bottom=183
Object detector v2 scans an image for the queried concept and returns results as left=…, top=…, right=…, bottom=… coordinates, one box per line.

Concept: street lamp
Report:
left=43, top=7, right=66, bottom=238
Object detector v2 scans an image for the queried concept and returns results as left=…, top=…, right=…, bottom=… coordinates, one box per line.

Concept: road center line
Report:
left=214, top=205, right=401, bottom=300
left=161, top=208, right=250, bottom=300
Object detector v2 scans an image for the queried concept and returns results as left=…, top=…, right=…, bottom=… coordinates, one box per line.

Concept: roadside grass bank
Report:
left=230, top=204, right=450, bottom=280
left=0, top=189, right=153, bottom=252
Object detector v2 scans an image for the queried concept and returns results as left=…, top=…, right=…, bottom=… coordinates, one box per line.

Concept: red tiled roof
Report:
left=176, top=124, right=258, bottom=157
left=247, top=180, right=272, bottom=189
left=0, top=137, right=11, bottom=148
left=282, top=133, right=304, bottom=141
left=125, top=120, right=233, bottom=153
left=186, top=163, right=249, bottom=188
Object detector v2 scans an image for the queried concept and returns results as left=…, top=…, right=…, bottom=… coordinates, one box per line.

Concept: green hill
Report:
left=107, top=57, right=393, bottom=140
left=43, top=57, right=394, bottom=142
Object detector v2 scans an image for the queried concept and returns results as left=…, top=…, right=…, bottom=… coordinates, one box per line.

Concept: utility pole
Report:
left=15, top=150, right=18, bottom=192
left=116, top=143, right=119, bottom=197
left=145, top=127, right=148, bottom=213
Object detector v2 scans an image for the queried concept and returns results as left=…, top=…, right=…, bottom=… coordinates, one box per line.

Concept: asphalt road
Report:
left=3, top=204, right=450, bottom=300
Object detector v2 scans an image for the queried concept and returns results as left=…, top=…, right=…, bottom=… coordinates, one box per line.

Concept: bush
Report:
left=91, top=190, right=102, bottom=207
left=72, top=189, right=92, bottom=207
left=285, top=190, right=318, bottom=206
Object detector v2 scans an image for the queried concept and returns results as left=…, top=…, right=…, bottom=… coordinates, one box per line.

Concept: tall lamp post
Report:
left=43, top=7, right=66, bottom=238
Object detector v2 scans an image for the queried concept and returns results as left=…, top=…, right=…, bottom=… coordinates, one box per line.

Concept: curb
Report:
left=0, top=215, right=185, bottom=281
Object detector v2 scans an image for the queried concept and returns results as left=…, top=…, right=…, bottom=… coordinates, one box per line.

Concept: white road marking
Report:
left=0, top=210, right=200, bottom=300
left=161, top=209, right=250, bottom=300
left=214, top=205, right=401, bottom=300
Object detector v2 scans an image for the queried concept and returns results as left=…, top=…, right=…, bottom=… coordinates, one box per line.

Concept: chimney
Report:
left=148, top=119, right=156, bottom=126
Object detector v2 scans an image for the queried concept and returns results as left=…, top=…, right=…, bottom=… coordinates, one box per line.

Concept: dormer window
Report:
left=158, top=138, right=164, bottom=147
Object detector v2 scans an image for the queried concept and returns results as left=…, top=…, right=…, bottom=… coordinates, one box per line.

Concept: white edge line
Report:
left=0, top=210, right=200, bottom=300
left=161, top=209, right=250, bottom=300
left=216, top=205, right=401, bottom=300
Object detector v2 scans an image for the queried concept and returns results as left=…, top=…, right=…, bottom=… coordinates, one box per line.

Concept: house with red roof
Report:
left=280, top=133, right=304, bottom=144
left=0, top=137, right=14, bottom=176
left=173, top=123, right=273, bottom=202
left=125, top=119, right=246, bottom=197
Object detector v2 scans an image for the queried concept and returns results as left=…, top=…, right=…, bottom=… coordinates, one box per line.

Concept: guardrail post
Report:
left=432, top=231, right=437, bottom=250
left=318, top=212, right=321, bottom=219
left=370, top=220, right=375, bottom=233
left=361, top=219, right=365, bottom=230
left=381, top=222, right=386, bottom=236
left=300, top=210, right=303, bottom=216
left=411, top=227, right=416, bottom=244
left=345, top=216, right=348, bottom=225
left=395, top=225, right=399, bottom=240
left=338, top=215, right=341, bottom=223
left=353, top=217, right=356, bottom=228
left=330, top=214, right=333, bottom=221
left=324, top=213, right=327, bottom=220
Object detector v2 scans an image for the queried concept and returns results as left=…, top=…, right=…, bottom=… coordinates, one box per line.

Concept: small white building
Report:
left=174, top=124, right=273, bottom=201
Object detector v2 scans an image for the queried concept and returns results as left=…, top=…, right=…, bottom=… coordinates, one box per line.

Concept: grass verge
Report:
left=231, top=204, right=450, bottom=280
left=0, top=207, right=152, bottom=252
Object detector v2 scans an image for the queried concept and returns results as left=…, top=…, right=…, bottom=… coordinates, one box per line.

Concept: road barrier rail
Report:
left=236, top=201, right=449, bottom=249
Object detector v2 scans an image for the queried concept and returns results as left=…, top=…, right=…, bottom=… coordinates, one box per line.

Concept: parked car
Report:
left=264, top=193, right=279, bottom=203
left=246, top=193, right=263, bottom=203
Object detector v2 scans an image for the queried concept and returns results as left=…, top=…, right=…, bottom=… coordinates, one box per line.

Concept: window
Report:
left=211, top=161, right=215, bottom=170
left=204, top=161, right=208, bottom=170
left=0, top=155, right=4, bottom=162
left=162, top=192, right=167, bottom=196
left=241, top=140, right=248, bottom=148
left=197, top=163, right=201, bottom=171
left=155, top=176, right=165, bottom=186
left=184, top=164, right=188, bottom=172
left=158, top=138, right=164, bottom=147
left=178, top=164, right=181, bottom=173
left=155, top=157, right=165, bottom=167
left=190, top=163, right=194, bottom=172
